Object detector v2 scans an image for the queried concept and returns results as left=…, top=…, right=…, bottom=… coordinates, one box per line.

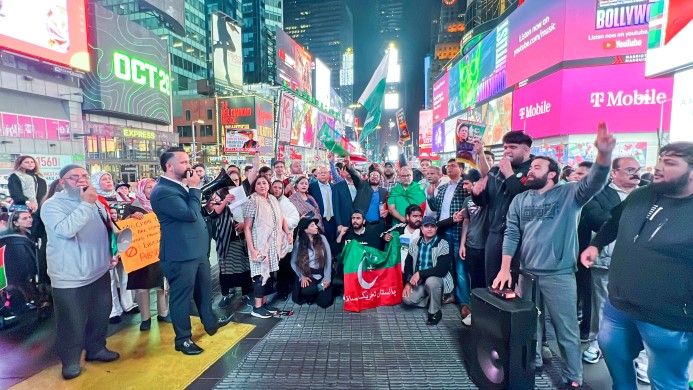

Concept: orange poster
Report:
left=117, top=213, right=161, bottom=273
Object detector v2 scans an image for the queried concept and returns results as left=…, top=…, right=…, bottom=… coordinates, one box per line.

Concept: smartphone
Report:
left=185, top=169, right=194, bottom=178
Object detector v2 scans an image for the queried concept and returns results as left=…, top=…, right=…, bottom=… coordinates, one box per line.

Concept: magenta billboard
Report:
left=432, top=72, right=449, bottom=125
left=512, top=62, right=673, bottom=138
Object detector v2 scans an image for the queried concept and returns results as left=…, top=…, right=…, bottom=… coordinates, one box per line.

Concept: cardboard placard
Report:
left=117, top=213, right=161, bottom=273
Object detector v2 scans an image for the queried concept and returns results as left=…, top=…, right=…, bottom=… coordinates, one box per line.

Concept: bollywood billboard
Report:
left=211, top=13, right=243, bottom=89
left=276, top=28, right=313, bottom=93
left=511, top=62, right=674, bottom=138
left=645, top=0, right=693, bottom=77
left=0, top=0, right=90, bottom=71
left=82, top=5, right=172, bottom=124
left=219, top=96, right=266, bottom=154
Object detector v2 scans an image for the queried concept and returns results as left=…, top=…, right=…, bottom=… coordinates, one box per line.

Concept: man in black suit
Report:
left=352, top=169, right=389, bottom=226
left=309, top=165, right=351, bottom=254
left=150, top=147, right=232, bottom=355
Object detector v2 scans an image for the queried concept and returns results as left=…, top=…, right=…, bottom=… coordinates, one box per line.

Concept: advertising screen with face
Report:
left=0, top=0, right=90, bottom=71
left=276, top=28, right=313, bottom=93
left=82, top=5, right=172, bottom=124
left=212, top=13, right=243, bottom=89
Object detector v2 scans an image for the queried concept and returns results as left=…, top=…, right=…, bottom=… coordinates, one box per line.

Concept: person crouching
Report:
left=290, top=218, right=333, bottom=308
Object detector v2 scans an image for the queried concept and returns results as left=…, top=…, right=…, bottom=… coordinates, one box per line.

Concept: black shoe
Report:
left=157, top=314, right=172, bottom=323
left=426, top=310, right=442, bottom=325
left=206, top=313, right=234, bottom=336
left=125, top=306, right=140, bottom=315
left=85, top=348, right=120, bottom=362
left=109, top=315, right=121, bottom=324
left=175, top=339, right=203, bottom=355
left=140, top=319, right=151, bottom=331
left=61, top=364, right=81, bottom=380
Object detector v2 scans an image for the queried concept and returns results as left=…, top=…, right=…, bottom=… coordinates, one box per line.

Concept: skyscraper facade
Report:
left=283, top=0, right=354, bottom=104
left=241, top=0, right=282, bottom=85
left=428, top=0, right=467, bottom=109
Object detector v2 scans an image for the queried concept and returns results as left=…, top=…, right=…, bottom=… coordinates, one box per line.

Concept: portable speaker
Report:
left=462, top=287, right=538, bottom=390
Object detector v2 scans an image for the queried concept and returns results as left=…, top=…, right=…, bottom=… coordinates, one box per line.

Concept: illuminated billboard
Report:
left=219, top=96, right=273, bottom=154
left=645, top=0, right=693, bottom=77
left=211, top=13, right=243, bottom=90
left=138, top=0, right=185, bottom=36
left=82, top=5, right=172, bottom=124
left=432, top=72, right=449, bottom=124
left=0, top=0, right=90, bottom=71
left=276, top=28, right=313, bottom=93
left=290, top=99, right=318, bottom=148
left=511, top=62, right=673, bottom=138
left=314, top=58, right=331, bottom=108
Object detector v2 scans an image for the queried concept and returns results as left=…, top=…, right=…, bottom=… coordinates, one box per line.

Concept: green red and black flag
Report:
left=342, top=232, right=403, bottom=312
left=0, top=246, right=6, bottom=290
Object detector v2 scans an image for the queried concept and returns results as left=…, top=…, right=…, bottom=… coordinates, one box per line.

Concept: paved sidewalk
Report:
left=214, top=297, right=586, bottom=390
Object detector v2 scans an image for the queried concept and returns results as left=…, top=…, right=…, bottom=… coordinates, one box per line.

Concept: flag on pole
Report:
left=358, top=52, right=390, bottom=142
left=342, top=232, right=403, bottom=312
left=317, top=122, right=368, bottom=163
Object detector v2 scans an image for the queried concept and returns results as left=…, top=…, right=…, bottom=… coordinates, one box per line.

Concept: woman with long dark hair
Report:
left=290, top=218, right=333, bottom=308
left=8, top=155, right=47, bottom=212
left=243, top=176, right=292, bottom=318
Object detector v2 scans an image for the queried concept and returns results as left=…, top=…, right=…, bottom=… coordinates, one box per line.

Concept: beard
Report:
left=352, top=222, right=363, bottom=230
left=524, top=173, right=549, bottom=190
left=63, top=183, right=83, bottom=199
left=407, top=220, right=421, bottom=229
left=369, top=178, right=380, bottom=186
left=384, top=171, right=394, bottom=179
left=651, top=171, right=690, bottom=195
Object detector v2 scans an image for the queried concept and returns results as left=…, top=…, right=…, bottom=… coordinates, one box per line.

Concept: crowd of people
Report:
left=1, top=123, right=692, bottom=388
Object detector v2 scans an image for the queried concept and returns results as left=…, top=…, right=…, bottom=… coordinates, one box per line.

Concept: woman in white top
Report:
left=271, top=180, right=300, bottom=300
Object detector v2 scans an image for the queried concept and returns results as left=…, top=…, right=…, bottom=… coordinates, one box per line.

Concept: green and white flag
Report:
left=358, top=52, right=389, bottom=142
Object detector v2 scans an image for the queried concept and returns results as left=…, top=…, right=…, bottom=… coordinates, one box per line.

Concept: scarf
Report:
left=135, top=178, right=153, bottom=212
left=388, top=182, right=426, bottom=218
left=13, top=170, right=38, bottom=203
left=90, top=171, right=116, bottom=197
left=249, top=192, right=285, bottom=258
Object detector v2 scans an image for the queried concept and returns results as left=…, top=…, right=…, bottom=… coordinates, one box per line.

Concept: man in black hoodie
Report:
left=581, top=142, right=693, bottom=389
left=472, top=131, right=533, bottom=285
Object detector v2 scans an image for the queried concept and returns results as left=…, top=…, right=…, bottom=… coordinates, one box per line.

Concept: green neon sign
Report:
left=113, top=51, right=171, bottom=96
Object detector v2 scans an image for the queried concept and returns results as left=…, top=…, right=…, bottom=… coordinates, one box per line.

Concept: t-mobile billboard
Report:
left=512, top=62, right=673, bottom=138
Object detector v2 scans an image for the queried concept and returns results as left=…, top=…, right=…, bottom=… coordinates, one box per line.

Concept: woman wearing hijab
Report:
left=90, top=171, right=138, bottom=324
left=122, top=178, right=170, bottom=331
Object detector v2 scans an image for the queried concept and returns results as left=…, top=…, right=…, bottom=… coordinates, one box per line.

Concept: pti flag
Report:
left=342, top=232, right=403, bottom=312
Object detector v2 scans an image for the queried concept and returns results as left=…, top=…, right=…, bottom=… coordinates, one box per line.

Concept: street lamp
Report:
left=191, top=119, right=204, bottom=160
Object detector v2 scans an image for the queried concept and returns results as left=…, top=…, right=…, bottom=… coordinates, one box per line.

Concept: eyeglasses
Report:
left=63, top=174, right=89, bottom=181
left=615, top=167, right=641, bottom=175
left=399, top=174, right=412, bottom=178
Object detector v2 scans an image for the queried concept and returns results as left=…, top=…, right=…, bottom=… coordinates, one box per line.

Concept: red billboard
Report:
left=0, top=0, right=90, bottom=71
left=511, top=62, right=673, bottom=138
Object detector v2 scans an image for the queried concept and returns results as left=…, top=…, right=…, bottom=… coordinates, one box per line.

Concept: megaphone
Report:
left=115, top=228, right=133, bottom=255
left=201, top=170, right=236, bottom=200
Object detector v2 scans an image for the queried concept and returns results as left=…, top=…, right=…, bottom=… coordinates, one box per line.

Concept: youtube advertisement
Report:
left=512, top=62, right=673, bottom=139
left=0, top=0, right=90, bottom=71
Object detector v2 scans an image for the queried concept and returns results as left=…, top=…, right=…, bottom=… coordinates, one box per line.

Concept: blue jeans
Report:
left=446, top=231, right=470, bottom=305
left=599, top=300, right=693, bottom=390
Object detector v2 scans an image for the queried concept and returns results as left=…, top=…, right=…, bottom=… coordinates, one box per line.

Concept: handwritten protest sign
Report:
left=117, top=213, right=161, bottom=273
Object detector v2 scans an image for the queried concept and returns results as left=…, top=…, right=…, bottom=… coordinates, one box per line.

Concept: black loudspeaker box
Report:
left=462, top=287, right=538, bottom=390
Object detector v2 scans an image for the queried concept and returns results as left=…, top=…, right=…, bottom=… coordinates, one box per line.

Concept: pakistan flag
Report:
left=341, top=232, right=403, bottom=312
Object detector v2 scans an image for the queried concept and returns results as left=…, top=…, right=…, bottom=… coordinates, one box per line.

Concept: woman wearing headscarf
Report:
left=90, top=171, right=138, bottom=324
left=122, top=178, right=170, bottom=331
left=243, top=176, right=292, bottom=318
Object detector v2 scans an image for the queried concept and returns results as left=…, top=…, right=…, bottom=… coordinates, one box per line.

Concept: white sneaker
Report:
left=461, top=313, right=472, bottom=326
left=634, top=350, right=650, bottom=384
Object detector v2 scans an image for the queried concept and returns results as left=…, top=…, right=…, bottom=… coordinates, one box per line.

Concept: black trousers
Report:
left=322, top=218, right=338, bottom=255
left=576, top=261, right=592, bottom=335
left=292, top=277, right=333, bottom=308
left=276, top=253, right=294, bottom=298
left=465, top=245, right=487, bottom=289
left=52, top=272, right=111, bottom=367
left=159, top=257, right=217, bottom=345
left=484, top=231, right=519, bottom=287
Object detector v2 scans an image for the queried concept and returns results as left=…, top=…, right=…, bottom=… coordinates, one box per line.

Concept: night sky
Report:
left=347, top=0, right=436, bottom=141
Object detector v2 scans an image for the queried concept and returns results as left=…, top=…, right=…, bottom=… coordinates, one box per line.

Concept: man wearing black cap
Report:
left=402, top=216, right=453, bottom=325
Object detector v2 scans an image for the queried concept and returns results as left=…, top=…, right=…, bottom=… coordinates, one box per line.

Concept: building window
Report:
left=177, top=125, right=192, bottom=138
left=185, top=110, right=191, bottom=121
left=200, top=125, right=213, bottom=137
left=207, top=108, right=213, bottom=120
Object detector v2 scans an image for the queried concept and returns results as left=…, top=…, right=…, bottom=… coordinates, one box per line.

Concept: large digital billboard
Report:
left=219, top=96, right=272, bottom=154
left=290, top=99, right=318, bottom=148
left=432, top=72, right=449, bottom=124
left=314, top=58, right=331, bottom=108
left=645, top=0, right=693, bottom=77
left=138, top=0, right=185, bottom=36
left=82, top=5, right=172, bottom=124
left=512, top=62, right=673, bottom=138
left=0, top=0, right=90, bottom=71
left=211, top=13, right=243, bottom=90
left=276, top=28, right=313, bottom=93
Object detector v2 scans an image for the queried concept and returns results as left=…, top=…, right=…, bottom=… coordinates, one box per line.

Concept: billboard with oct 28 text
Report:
left=82, top=5, right=172, bottom=124
left=0, top=0, right=90, bottom=71
left=512, top=62, right=673, bottom=138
